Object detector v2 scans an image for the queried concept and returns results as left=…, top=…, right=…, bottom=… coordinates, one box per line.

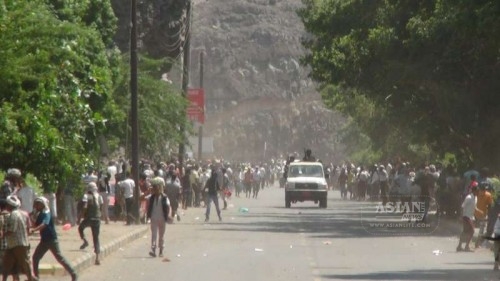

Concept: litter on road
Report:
left=254, top=248, right=264, bottom=252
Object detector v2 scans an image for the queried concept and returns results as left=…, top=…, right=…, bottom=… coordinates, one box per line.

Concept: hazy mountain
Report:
left=113, top=0, right=347, bottom=163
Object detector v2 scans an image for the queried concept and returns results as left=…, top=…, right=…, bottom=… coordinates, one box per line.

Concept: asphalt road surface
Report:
left=50, top=186, right=498, bottom=281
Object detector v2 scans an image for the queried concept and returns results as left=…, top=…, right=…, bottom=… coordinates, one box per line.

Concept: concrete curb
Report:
left=39, top=226, right=149, bottom=276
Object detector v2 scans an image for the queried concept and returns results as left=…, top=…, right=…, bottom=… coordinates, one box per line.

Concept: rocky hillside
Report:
left=191, top=0, right=307, bottom=102
left=190, top=0, right=346, bottom=162
left=112, top=0, right=347, bottom=163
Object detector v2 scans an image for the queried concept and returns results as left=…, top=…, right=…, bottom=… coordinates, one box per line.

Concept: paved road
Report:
left=48, top=186, right=498, bottom=281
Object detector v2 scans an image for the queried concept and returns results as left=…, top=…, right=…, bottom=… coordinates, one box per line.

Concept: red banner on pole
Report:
left=187, top=88, right=205, bottom=124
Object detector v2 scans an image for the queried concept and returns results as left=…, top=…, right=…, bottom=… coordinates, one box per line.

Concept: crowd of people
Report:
left=324, top=160, right=500, bottom=270
left=0, top=169, right=77, bottom=281
left=2, top=153, right=500, bottom=278
left=0, top=156, right=286, bottom=281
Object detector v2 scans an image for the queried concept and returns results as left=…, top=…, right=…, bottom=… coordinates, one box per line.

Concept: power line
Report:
left=158, top=6, right=192, bottom=54
left=165, top=16, right=188, bottom=38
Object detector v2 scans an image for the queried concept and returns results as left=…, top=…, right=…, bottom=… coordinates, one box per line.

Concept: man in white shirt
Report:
left=142, top=164, right=154, bottom=179
left=252, top=167, right=261, bottom=199
left=259, top=166, right=266, bottom=189
left=189, top=166, right=201, bottom=207
left=118, top=172, right=135, bottom=225
left=78, top=182, right=104, bottom=265
left=236, top=168, right=245, bottom=197
left=457, top=185, right=480, bottom=252
left=378, top=165, right=389, bottom=205
left=16, top=177, right=36, bottom=213
left=369, top=166, right=380, bottom=199
left=146, top=177, right=172, bottom=258
left=165, top=172, right=182, bottom=221
left=82, top=169, right=98, bottom=186
left=357, top=167, right=370, bottom=201
left=107, top=162, right=117, bottom=184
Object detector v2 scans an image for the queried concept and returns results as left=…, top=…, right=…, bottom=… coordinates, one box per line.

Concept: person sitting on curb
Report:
left=30, top=196, right=78, bottom=281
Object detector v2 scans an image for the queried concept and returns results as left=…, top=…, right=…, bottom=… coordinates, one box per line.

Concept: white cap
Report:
left=87, top=182, right=98, bottom=192
left=6, top=195, right=20, bottom=208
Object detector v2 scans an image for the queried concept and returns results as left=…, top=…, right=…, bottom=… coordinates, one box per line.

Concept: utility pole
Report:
left=179, top=0, right=191, bottom=173
left=198, top=51, right=204, bottom=162
left=130, top=0, right=141, bottom=224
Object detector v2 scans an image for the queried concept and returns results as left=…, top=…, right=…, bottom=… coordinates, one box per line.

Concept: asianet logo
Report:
left=375, top=201, right=426, bottom=221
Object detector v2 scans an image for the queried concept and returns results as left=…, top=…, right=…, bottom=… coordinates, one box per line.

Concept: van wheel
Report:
left=319, top=198, right=327, bottom=208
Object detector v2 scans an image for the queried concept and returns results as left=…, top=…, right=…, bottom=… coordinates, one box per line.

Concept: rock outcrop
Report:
left=112, top=0, right=347, bottom=163
left=190, top=0, right=346, bottom=162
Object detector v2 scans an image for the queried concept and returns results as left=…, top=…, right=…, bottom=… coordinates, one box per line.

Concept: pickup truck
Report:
left=285, top=161, right=328, bottom=208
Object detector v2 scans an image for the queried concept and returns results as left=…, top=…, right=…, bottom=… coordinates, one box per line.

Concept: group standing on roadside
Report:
left=0, top=158, right=255, bottom=279
left=329, top=160, right=500, bottom=272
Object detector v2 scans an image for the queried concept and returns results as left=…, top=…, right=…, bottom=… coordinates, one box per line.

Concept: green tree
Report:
left=44, top=0, right=117, bottom=47
left=0, top=1, right=116, bottom=190
left=298, top=0, right=500, bottom=169
left=110, top=55, right=189, bottom=160
left=44, top=0, right=124, bottom=160
left=0, top=0, right=191, bottom=192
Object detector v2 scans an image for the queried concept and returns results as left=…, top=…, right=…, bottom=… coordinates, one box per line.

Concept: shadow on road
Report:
left=204, top=198, right=462, bottom=239
left=445, top=261, right=494, bottom=266
left=321, top=268, right=497, bottom=280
